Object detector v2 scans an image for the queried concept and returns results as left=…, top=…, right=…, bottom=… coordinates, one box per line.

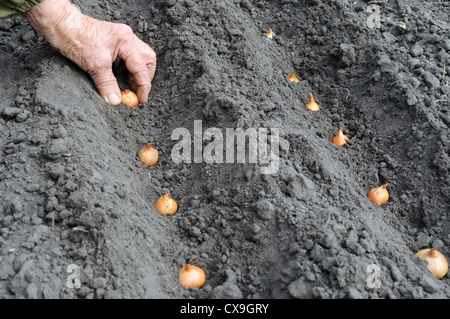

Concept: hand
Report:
left=25, top=0, right=156, bottom=106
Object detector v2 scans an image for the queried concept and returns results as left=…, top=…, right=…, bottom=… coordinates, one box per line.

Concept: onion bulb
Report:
left=266, top=28, right=275, bottom=39
left=332, top=127, right=350, bottom=147
left=138, top=143, right=159, bottom=167
left=367, top=183, right=389, bottom=205
left=288, top=73, right=299, bottom=83
left=121, top=89, right=139, bottom=108
left=415, top=248, right=448, bottom=279
left=179, top=264, right=206, bottom=289
left=306, top=93, right=320, bottom=111
left=155, top=193, right=178, bottom=215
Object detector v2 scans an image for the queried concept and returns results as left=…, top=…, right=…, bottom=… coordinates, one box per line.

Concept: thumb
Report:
left=90, top=67, right=122, bottom=106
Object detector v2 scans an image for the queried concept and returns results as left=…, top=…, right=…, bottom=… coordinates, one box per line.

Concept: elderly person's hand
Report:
left=25, top=0, right=156, bottom=106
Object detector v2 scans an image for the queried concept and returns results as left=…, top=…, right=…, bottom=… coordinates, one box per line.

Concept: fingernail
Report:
left=106, top=93, right=121, bottom=106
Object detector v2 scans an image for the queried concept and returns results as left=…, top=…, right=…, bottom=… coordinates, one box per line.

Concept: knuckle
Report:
left=140, top=42, right=156, bottom=63
left=117, top=23, right=134, bottom=38
left=85, top=52, right=112, bottom=71
left=147, top=49, right=157, bottom=63
left=87, top=61, right=110, bottom=75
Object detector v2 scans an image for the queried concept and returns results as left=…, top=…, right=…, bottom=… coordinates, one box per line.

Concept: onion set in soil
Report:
left=367, top=184, right=389, bottom=205
left=288, top=73, right=299, bottom=83
left=306, top=93, right=320, bottom=111
left=155, top=193, right=178, bottom=215
left=138, top=143, right=159, bottom=167
left=179, top=264, right=206, bottom=289
left=121, top=89, right=139, bottom=108
left=415, top=248, right=448, bottom=279
left=332, top=127, right=350, bottom=147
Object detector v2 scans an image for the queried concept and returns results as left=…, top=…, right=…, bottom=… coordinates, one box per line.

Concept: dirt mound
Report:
left=1, top=0, right=449, bottom=299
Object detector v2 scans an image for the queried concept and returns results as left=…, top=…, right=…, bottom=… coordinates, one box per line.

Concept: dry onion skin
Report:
left=332, top=127, right=350, bottom=147
left=288, top=73, right=299, bottom=83
left=306, top=93, right=320, bottom=111
left=155, top=193, right=178, bottom=215
left=390, top=21, right=407, bottom=30
left=179, top=264, right=206, bottom=289
left=415, top=248, right=448, bottom=279
left=121, top=89, right=139, bottom=108
left=138, top=143, right=159, bottom=167
left=367, top=183, right=389, bottom=205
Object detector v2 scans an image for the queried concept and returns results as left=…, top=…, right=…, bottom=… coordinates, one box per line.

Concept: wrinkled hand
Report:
left=26, top=0, right=156, bottom=106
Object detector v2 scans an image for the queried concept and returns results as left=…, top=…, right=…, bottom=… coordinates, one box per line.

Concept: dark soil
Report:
left=1, top=0, right=450, bottom=299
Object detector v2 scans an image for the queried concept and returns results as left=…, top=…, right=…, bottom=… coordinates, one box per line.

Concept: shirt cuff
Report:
left=0, top=0, right=44, bottom=18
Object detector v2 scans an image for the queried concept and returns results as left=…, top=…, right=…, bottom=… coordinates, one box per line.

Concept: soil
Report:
left=1, top=0, right=450, bottom=299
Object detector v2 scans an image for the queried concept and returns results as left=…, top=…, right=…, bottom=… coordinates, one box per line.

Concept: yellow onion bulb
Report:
left=306, top=93, right=320, bottom=111
left=138, top=143, right=159, bottom=167
left=332, top=127, right=350, bottom=147
left=367, top=183, right=389, bottom=205
left=155, top=193, right=178, bottom=215
left=121, top=89, right=139, bottom=108
left=288, top=73, right=299, bottom=83
left=179, top=264, right=206, bottom=289
left=415, top=248, right=448, bottom=279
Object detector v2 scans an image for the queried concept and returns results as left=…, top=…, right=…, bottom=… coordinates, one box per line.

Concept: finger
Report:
left=89, top=67, right=122, bottom=106
left=119, top=40, right=150, bottom=103
left=127, top=65, right=155, bottom=95
left=146, top=61, right=156, bottom=87
left=132, top=67, right=151, bottom=104
left=136, top=36, right=156, bottom=82
left=122, top=52, right=151, bottom=104
left=119, top=36, right=156, bottom=104
left=127, top=75, right=152, bottom=105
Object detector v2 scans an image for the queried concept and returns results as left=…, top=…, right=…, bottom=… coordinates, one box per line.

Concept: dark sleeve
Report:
left=0, top=0, right=44, bottom=18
